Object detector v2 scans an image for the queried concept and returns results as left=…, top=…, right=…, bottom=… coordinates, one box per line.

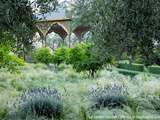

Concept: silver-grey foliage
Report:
left=10, top=88, right=63, bottom=119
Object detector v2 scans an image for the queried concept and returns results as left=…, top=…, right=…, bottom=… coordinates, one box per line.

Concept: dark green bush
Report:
left=154, top=46, right=160, bottom=65
left=33, top=47, right=53, bottom=65
left=52, top=47, right=68, bottom=65
left=117, top=63, right=144, bottom=72
left=148, top=65, right=160, bottom=74
left=0, top=32, right=16, bottom=49
left=90, top=84, right=129, bottom=109
left=0, top=46, right=24, bottom=72
left=118, top=69, right=139, bottom=77
left=11, top=88, right=63, bottom=119
left=0, top=105, right=9, bottom=120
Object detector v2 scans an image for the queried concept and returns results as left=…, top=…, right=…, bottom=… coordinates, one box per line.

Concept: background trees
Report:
left=73, top=0, right=160, bottom=65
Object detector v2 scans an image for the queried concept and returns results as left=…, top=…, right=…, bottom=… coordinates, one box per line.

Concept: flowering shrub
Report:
left=90, top=84, right=129, bottom=109
left=11, top=88, right=63, bottom=119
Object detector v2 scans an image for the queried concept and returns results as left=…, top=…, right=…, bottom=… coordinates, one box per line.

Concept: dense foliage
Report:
left=0, top=46, right=24, bottom=72
left=52, top=47, right=68, bottom=65
left=0, top=0, right=35, bottom=51
left=32, top=43, right=108, bottom=77
left=52, top=44, right=108, bottom=77
left=73, top=0, right=160, bottom=65
left=36, top=0, right=58, bottom=15
left=0, top=32, right=16, bottom=50
left=0, top=0, right=58, bottom=58
left=33, top=47, right=53, bottom=65
left=67, top=44, right=105, bottom=77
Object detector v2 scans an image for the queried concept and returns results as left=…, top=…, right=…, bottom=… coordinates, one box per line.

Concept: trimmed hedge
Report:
left=117, top=63, right=144, bottom=72
left=148, top=65, right=160, bottom=74
left=117, top=62, right=160, bottom=75
left=117, top=69, right=139, bottom=77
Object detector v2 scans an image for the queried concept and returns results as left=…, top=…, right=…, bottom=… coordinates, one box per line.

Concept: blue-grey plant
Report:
left=11, top=88, right=63, bottom=119
left=90, top=84, right=129, bottom=109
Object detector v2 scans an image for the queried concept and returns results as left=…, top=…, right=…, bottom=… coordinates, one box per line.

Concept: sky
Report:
left=59, top=0, right=66, bottom=3
left=35, top=0, right=68, bottom=20
left=30, top=0, right=70, bottom=3
left=32, top=0, right=73, bottom=20
left=59, top=0, right=71, bottom=3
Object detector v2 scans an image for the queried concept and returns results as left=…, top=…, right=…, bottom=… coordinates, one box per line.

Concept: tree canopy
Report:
left=73, top=0, right=160, bottom=65
left=0, top=0, right=58, bottom=58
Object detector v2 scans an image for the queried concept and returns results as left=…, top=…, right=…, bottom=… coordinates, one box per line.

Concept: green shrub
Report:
left=11, top=88, right=63, bottom=119
left=148, top=65, right=160, bottom=74
left=33, top=47, right=53, bottom=65
left=31, top=44, right=107, bottom=77
left=6, top=54, right=24, bottom=71
left=0, top=46, right=24, bottom=72
left=117, top=63, right=144, bottom=72
left=0, top=105, right=9, bottom=120
left=90, top=84, right=129, bottom=109
left=67, top=43, right=105, bottom=77
left=52, top=47, right=68, bottom=65
left=66, top=43, right=88, bottom=65
left=74, top=57, right=104, bottom=77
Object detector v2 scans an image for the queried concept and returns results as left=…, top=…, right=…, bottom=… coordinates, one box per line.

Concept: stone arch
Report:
left=36, top=18, right=72, bottom=47
left=73, top=25, right=90, bottom=42
left=46, top=23, right=68, bottom=40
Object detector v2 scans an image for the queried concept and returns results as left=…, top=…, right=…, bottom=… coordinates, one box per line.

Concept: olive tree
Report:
left=73, top=0, right=160, bottom=65
left=0, top=0, right=58, bottom=59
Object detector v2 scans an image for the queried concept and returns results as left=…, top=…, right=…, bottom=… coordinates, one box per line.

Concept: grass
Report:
left=0, top=63, right=160, bottom=120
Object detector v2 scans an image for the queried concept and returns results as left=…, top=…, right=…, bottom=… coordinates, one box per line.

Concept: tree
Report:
left=0, top=0, right=58, bottom=59
left=67, top=43, right=106, bottom=77
left=0, top=0, right=36, bottom=58
left=73, top=0, right=160, bottom=65
left=115, top=0, right=160, bottom=65
left=0, top=32, right=16, bottom=48
left=36, top=0, right=58, bottom=16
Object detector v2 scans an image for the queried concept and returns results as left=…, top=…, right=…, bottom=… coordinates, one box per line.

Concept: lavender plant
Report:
left=90, top=84, right=129, bottom=109
left=11, top=88, right=63, bottom=119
